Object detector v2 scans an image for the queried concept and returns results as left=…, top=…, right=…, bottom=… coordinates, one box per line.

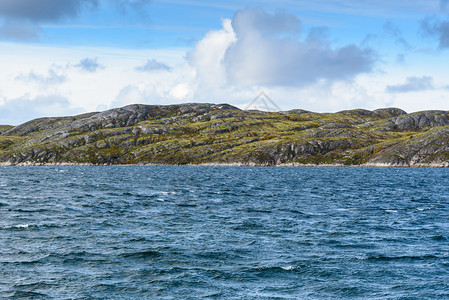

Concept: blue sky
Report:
left=1, top=0, right=449, bottom=124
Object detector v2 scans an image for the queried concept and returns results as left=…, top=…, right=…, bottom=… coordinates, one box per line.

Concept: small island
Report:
left=1, top=103, right=449, bottom=167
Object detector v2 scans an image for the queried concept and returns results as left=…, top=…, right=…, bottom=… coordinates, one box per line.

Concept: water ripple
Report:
left=0, top=166, right=448, bottom=299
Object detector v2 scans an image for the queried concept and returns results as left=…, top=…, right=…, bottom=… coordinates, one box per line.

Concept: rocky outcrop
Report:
left=373, top=108, right=407, bottom=118
left=3, top=113, right=96, bottom=136
left=283, top=109, right=312, bottom=115
left=389, top=111, right=449, bottom=130
left=1, top=104, right=448, bottom=166
left=366, top=127, right=449, bottom=166
left=70, top=105, right=155, bottom=131
left=338, top=109, right=378, bottom=117
left=69, top=103, right=241, bottom=132
left=0, top=126, right=13, bottom=135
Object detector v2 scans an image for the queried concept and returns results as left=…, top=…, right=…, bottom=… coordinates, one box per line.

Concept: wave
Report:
left=286, top=209, right=307, bottom=215
left=14, top=208, right=51, bottom=213
left=245, top=265, right=305, bottom=276
left=176, top=203, right=197, bottom=207
left=357, top=254, right=449, bottom=261
left=1, top=223, right=66, bottom=230
left=431, top=235, right=448, bottom=241
left=14, top=224, right=29, bottom=228
left=1, top=255, right=50, bottom=265
left=242, top=208, right=273, bottom=213
left=9, top=290, right=49, bottom=299
left=23, top=251, right=110, bottom=265
left=194, top=250, right=245, bottom=261
left=120, top=250, right=161, bottom=259
left=1, top=224, right=30, bottom=230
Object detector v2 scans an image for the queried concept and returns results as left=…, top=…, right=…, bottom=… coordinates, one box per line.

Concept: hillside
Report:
left=1, top=103, right=449, bottom=167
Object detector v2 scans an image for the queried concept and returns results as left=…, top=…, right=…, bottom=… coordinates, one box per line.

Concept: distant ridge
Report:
left=1, top=103, right=449, bottom=167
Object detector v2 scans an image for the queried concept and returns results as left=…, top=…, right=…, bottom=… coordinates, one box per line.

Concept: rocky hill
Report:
left=1, top=103, right=449, bottom=167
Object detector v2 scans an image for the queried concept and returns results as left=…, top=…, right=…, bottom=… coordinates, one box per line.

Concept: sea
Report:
left=0, top=166, right=448, bottom=299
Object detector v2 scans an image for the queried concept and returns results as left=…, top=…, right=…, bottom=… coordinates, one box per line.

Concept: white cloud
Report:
left=216, top=8, right=376, bottom=88
left=16, top=66, right=67, bottom=86
left=0, top=42, right=187, bottom=115
left=386, top=76, right=435, bottom=93
left=3, top=7, right=449, bottom=125
left=111, top=63, right=198, bottom=108
left=75, top=57, right=104, bottom=72
left=136, top=59, right=172, bottom=72
left=187, top=18, right=236, bottom=90
left=0, top=94, right=82, bottom=125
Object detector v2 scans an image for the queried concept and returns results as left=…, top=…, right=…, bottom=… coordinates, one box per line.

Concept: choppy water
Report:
left=1, top=166, right=449, bottom=299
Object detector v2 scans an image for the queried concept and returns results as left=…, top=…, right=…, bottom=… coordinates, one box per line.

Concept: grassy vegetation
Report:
left=0, top=104, right=448, bottom=166
left=0, top=125, right=13, bottom=132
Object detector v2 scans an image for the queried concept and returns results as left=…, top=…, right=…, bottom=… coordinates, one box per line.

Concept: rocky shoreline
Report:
left=1, top=103, right=449, bottom=167
left=1, top=162, right=448, bottom=168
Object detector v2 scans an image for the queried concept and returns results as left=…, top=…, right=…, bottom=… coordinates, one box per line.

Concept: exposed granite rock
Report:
left=319, top=124, right=351, bottom=129
left=283, top=109, right=312, bottom=115
left=0, top=125, right=13, bottom=135
left=373, top=107, right=407, bottom=118
left=367, top=127, right=449, bottom=166
left=4, top=113, right=96, bottom=136
left=338, top=109, right=378, bottom=117
left=69, top=103, right=240, bottom=132
left=1, top=104, right=448, bottom=166
left=389, top=111, right=449, bottom=130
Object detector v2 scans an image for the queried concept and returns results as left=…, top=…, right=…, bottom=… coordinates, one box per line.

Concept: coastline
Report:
left=2, top=104, right=449, bottom=171
left=1, top=161, right=448, bottom=168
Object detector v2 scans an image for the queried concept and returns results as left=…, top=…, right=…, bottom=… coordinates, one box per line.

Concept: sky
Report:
left=1, top=0, right=449, bottom=124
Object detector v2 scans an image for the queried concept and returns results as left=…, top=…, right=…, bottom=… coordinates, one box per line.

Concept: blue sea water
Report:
left=0, top=166, right=448, bottom=299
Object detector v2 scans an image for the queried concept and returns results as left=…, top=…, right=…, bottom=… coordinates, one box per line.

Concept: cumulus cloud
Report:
left=16, top=67, right=67, bottom=86
left=231, top=7, right=301, bottom=37
left=110, top=7, right=378, bottom=111
left=0, top=94, right=81, bottom=125
left=421, top=17, right=449, bottom=48
left=136, top=59, right=171, bottom=72
left=189, top=8, right=376, bottom=89
left=75, top=58, right=104, bottom=73
left=386, top=76, right=435, bottom=93
left=187, top=18, right=236, bottom=90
